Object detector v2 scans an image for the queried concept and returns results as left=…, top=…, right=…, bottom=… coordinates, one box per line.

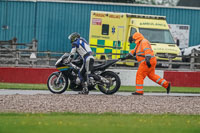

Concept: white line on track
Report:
left=0, top=89, right=200, bottom=97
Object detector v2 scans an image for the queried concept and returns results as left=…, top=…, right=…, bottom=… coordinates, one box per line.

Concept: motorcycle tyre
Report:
left=98, top=71, right=121, bottom=95
left=47, top=72, right=68, bottom=94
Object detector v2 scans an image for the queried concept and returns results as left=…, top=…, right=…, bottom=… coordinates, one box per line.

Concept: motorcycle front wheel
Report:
left=98, top=71, right=121, bottom=95
left=47, top=72, right=68, bottom=94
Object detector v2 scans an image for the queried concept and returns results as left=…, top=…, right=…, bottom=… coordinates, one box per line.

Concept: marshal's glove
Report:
left=145, top=56, right=151, bottom=68
left=119, top=57, right=127, bottom=61
left=125, top=53, right=133, bottom=59
left=119, top=53, right=133, bottom=61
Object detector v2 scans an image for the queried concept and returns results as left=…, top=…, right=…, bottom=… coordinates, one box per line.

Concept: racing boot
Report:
left=78, top=82, right=89, bottom=95
left=166, top=82, right=171, bottom=94
left=132, top=92, right=143, bottom=95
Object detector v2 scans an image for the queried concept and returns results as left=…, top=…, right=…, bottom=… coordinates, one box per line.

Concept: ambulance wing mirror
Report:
left=176, top=39, right=180, bottom=46
left=128, top=36, right=132, bottom=43
left=118, top=40, right=121, bottom=45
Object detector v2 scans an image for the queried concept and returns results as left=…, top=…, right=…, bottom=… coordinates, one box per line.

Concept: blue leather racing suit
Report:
left=67, top=37, right=94, bottom=84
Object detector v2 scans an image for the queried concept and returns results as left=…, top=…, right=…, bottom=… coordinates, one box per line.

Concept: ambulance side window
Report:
left=130, top=27, right=137, bottom=36
left=129, top=27, right=137, bottom=50
left=102, top=24, right=109, bottom=35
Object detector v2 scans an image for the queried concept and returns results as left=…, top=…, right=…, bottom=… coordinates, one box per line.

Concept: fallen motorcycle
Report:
left=47, top=53, right=121, bottom=95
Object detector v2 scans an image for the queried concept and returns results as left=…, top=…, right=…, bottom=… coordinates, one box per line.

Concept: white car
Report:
left=181, top=44, right=200, bottom=62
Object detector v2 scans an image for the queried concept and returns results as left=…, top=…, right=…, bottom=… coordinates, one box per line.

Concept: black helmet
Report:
left=68, top=32, right=80, bottom=43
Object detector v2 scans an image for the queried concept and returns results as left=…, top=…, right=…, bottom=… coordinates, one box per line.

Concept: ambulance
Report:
left=89, top=11, right=182, bottom=66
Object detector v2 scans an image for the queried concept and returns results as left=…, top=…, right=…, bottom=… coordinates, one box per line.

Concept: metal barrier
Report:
left=0, top=38, right=37, bottom=67
left=0, top=39, right=200, bottom=70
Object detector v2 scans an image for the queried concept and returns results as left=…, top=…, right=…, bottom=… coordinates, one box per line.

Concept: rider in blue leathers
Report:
left=67, top=32, right=94, bottom=94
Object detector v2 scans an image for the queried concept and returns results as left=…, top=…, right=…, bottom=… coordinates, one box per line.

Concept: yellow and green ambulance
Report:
left=89, top=11, right=182, bottom=66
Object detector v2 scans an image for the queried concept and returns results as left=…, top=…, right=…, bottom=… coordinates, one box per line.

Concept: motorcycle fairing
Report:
left=93, top=59, right=119, bottom=71
left=57, top=66, right=71, bottom=71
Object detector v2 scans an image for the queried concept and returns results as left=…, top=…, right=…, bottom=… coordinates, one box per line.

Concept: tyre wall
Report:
left=0, top=67, right=200, bottom=87
left=164, top=71, right=200, bottom=87
left=0, top=67, right=56, bottom=84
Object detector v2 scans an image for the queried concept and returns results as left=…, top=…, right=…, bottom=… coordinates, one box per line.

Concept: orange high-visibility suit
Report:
left=130, top=32, right=170, bottom=94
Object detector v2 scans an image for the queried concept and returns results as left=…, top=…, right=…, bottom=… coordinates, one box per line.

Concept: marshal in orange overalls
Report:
left=129, top=32, right=170, bottom=95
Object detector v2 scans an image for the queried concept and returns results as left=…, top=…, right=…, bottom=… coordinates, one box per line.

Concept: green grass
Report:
left=0, top=83, right=46, bottom=90
left=0, top=113, right=199, bottom=133
left=0, top=82, right=200, bottom=93
left=120, top=86, right=200, bottom=93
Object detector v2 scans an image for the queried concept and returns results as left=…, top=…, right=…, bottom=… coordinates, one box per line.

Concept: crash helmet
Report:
left=68, top=32, right=80, bottom=43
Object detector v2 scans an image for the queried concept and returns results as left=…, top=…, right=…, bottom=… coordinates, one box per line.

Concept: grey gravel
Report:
left=0, top=94, right=200, bottom=114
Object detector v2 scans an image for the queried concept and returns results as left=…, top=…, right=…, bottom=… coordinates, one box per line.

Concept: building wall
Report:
left=0, top=1, right=35, bottom=44
left=0, top=0, right=200, bottom=52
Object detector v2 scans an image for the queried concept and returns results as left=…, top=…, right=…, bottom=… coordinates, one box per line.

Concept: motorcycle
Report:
left=47, top=53, right=121, bottom=95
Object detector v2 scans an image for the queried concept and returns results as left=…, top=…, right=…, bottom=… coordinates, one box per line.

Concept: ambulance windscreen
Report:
left=139, top=28, right=175, bottom=44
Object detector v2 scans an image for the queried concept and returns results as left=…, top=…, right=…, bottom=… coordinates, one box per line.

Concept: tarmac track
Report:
left=0, top=89, right=200, bottom=97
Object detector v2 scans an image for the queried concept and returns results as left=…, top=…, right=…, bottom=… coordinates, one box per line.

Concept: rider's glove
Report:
left=63, top=57, right=71, bottom=64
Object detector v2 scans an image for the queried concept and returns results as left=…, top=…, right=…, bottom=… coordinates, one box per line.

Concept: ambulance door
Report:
left=124, top=27, right=137, bottom=66
left=115, top=26, right=124, bottom=59
left=129, top=27, right=137, bottom=50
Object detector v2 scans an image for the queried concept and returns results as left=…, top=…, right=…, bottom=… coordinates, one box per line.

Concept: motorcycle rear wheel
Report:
left=47, top=72, right=68, bottom=94
left=98, top=71, right=121, bottom=95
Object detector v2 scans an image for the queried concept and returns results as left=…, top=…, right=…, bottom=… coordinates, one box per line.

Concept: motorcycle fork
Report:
left=56, top=72, right=63, bottom=84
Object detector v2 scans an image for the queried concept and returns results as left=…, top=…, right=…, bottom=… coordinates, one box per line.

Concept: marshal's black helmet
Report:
left=68, top=32, right=80, bottom=43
